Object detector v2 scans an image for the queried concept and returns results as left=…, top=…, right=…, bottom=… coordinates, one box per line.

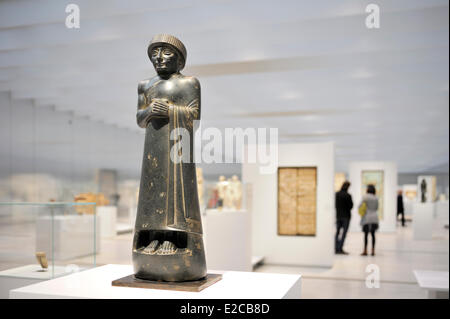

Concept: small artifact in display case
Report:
left=405, top=190, right=417, bottom=201
left=127, top=34, right=214, bottom=285
left=35, top=252, right=48, bottom=270
left=278, top=167, right=317, bottom=236
left=74, top=192, right=109, bottom=214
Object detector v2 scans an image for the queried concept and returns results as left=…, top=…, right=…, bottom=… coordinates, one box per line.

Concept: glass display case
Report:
left=0, top=202, right=98, bottom=297
left=203, top=179, right=252, bottom=213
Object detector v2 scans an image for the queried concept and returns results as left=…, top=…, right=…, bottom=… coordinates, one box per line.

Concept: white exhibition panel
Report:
left=36, top=215, right=101, bottom=260
left=203, top=209, right=252, bottom=272
left=412, top=203, right=435, bottom=240
left=242, top=143, right=334, bottom=267
left=348, top=162, right=397, bottom=232
left=10, top=264, right=302, bottom=299
left=402, top=184, right=418, bottom=216
left=96, top=206, right=117, bottom=238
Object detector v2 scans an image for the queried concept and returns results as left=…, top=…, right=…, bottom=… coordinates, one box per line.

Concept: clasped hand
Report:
left=150, top=99, right=170, bottom=117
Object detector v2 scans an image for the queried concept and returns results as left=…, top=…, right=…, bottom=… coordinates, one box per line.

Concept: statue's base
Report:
left=111, top=273, right=222, bottom=292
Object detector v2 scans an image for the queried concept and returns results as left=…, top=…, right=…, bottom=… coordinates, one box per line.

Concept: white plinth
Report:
left=10, top=264, right=301, bottom=299
left=36, top=215, right=100, bottom=260
left=96, top=206, right=117, bottom=238
left=435, top=201, right=449, bottom=226
left=412, top=203, right=435, bottom=240
left=0, top=265, right=67, bottom=299
left=204, top=209, right=252, bottom=271
left=414, top=270, right=449, bottom=299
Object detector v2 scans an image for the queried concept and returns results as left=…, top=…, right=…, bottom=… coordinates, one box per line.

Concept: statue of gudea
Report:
left=132, top=34, right=206, bottom=282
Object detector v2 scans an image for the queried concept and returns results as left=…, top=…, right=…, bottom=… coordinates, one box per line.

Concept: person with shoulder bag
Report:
left=359, top=184, right=379, bottom=256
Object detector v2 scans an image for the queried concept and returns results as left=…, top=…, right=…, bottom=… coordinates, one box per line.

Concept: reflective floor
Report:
left=0, top=216, right=448, bottom=299
left=255, top=221, right=449, bottom=298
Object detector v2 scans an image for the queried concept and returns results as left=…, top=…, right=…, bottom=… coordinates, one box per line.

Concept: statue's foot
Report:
left=142, top=240, right=159, bottom=254
left=156, top=240, right=177, bottom=255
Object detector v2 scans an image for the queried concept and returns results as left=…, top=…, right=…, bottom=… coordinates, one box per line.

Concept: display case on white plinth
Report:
left=0, top=265, right=83, bottom=299
left=412, top=202, right=435, bottom=240
left=0, top=202, right=97, bottom=298
left=242, top=142, right=335, bottom=267
left=10, top=264, right=301, bottom=299
left=96, top=206, right=117, bottom=238
left=36, top=214, right=100, bottom=260
left=348, top=161, right=398, bottom=232
left=0, top=265, right=65, bottom=299
left=203, top=209, right=252, bottom=271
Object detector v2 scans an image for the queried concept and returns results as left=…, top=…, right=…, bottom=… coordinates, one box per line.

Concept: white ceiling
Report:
left=0, top=0, right=448, bottom=173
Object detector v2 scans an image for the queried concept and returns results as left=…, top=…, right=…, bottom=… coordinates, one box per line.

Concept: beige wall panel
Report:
left=278, top=168, right=298, bottom=235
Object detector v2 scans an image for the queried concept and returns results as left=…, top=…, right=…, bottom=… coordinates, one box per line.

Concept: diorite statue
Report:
left=132, top=34, right=206, bottom=282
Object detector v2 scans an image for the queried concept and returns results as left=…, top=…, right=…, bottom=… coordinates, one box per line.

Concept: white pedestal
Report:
left=0, top=265, right=67, bottom=299
left=414, top=270, right=449, bottom=299
left=412, top=203, right=435, bottom=240
left=96, top=206, right=117, bottom=238
left=36, top=215, right=101, bottom=260
left=10, top=264, right=301, bottom=299
left=204, top=209, right=252, bottom=272
left=435, top=201, right=449, bottom=226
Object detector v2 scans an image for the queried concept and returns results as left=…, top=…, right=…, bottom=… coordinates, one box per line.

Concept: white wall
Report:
left=242, top=142, right=334, bottom=267
left=348, top=161, right=398, bottom=232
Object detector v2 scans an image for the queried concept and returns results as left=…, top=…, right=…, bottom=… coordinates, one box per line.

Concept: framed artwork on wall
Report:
left=278, top=167, right=317, bottom=236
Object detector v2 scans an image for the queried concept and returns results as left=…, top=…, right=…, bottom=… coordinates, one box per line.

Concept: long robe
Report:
left=136, top=76, right=202, bottom=236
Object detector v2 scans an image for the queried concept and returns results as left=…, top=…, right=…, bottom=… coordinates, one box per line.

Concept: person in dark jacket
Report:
left=397, top=190, right=405, bottom=227
left=335, top=181, right=353, bottom=255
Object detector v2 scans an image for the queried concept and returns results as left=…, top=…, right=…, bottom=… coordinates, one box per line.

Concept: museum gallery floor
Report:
left=1, top=219, right=447, bottom=298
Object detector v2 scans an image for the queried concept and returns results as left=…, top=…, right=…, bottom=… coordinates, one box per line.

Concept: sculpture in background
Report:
left=196, top=167, right=204, bottom=208
left=420, top=179, right=427, bottom=203
left=132, top=34, right=206, bottom=282
left=227, top=175, right=243, bottom=210
left=216, top=175, right=229, bottom=210
left=35, top=252, right=48, bottom=270
left=74, top=192, right=109, bottom=214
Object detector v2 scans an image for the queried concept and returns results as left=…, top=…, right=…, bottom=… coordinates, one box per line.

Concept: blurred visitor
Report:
left=335, top=181, right=353, bottom=255
left=397, top=190, right=405, bottom=227
left=359, top=184, right=379, bottom=256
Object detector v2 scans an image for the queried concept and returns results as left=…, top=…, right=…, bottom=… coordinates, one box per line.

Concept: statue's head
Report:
left=148, top=34, right=187, bottom=75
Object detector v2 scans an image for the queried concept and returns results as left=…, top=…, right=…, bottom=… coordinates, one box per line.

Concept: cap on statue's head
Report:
left=148, top=34, right=187, bottom=70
